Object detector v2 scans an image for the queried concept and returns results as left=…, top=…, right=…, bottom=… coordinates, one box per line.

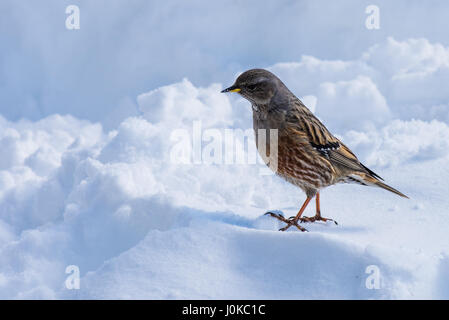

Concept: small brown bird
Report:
left=222, top=69, right=408, bottom=232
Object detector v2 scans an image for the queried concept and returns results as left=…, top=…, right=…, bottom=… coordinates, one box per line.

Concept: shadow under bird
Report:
left=222, top=69, right=408, bottom=232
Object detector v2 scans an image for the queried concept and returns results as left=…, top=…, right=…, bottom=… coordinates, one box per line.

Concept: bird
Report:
left=221, top=68, right=408, bottom=232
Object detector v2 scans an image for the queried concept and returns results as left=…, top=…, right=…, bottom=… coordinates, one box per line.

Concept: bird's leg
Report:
left=265, top=197, right=312, bottom=232
left=264, top=211, right=307, bottom=232
left=265, top=211, right=307, bottom=231
left=297, top=192, right=338, bottom=225
left=282, top=196, right=313, bottom=231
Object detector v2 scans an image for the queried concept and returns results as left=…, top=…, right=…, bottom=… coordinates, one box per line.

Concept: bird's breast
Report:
left=253, top=124, right=335, bottom=190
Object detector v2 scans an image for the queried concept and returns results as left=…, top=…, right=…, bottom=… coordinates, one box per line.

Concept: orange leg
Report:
left=298, top=192, right=338, bottom=225
left=265, top=196, right=312, bottom=232
left=265, top=192, right=338, bottom=232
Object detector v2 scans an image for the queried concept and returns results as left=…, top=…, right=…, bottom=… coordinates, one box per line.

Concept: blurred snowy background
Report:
left=1, top=0, right=449, bottom=299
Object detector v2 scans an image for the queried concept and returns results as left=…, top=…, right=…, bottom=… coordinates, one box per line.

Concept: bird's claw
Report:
left=298, top=215, right=338, bottom=225
left=264, top=211, right=288, bottom=223
left=279, top=221, right=308, bottom=232
left=265, top=211, right=308, bottom=232
left=264, top=211, right=284, bottom=217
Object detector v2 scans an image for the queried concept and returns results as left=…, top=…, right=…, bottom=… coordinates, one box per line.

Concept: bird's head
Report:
left=221, top=69, right=283, bottom=106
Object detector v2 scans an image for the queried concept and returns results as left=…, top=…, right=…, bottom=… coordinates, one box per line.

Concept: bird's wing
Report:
left=287, top=99, right=383, bottom=180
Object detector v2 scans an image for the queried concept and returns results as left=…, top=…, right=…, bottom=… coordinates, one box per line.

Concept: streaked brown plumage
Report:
left=222, top=68, right=408, bottom=232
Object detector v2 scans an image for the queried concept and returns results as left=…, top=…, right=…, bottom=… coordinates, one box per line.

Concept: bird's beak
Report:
left=221, top=85, right=241, bottom=93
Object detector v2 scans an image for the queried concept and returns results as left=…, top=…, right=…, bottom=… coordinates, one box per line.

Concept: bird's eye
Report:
left=246, top=84, right=257, bottom=90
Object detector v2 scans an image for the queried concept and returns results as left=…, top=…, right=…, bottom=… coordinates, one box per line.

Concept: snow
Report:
left=64, top=157, right=449, bottom=299
left=0, top=32, right=449, bottom=299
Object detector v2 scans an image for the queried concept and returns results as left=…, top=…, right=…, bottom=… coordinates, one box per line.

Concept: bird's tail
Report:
left=373, top=180, right=409, bottom=198
left=347, top=173, right=409, bottom=198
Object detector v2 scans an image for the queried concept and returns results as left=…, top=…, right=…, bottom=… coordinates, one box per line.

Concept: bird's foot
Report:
left=264, top=211, right=308, bottom=232
left=295, top=214, right=338, bottom=225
